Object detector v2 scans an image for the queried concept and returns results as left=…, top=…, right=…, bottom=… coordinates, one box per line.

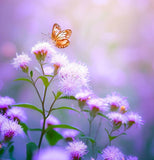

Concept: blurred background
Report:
left=0, top=0, right=154, bottom=159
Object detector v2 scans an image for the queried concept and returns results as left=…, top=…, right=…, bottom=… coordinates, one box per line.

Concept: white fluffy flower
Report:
left=59, top=62, right=90, bottom=95
left=66, top=141, right=87, bottom=159
left=87, top=98, right=108, bottom=113
left=51, top=53, right=69, bottom=68
left=107, top=112, right=127, bottom=125
left=7, top=107, right=27, bottom=122
left=12, top=53, right=31, bottom=70
left=31, top=42, right=56, bottom=61
left=1, top=119, right=23, bottom=141
left=126, top=112, right=143, bottom=127
left=102, top=146, right=124, bottom=160
left=0, top=96, right=15, bottom=109
left=62, top=129, right=79, bottom=141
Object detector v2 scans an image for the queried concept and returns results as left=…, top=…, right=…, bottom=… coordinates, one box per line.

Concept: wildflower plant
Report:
left=0, top=30, right=144, bottom=160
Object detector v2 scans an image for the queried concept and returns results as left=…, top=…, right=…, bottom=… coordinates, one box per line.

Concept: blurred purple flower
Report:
left=0, top=96, right=15, bottom=110
left=126, top=156, right=138, bottom=160
left=12, top=53, right=31, bottom=71
left=102, top=146, right=124, bottom=160
left=1, top=119, right=23, bottom=141
left=126, top=112, right=144, bottom=128
left=62, top=129, right=79, bottom=141
left=6, top=107, right=27, bottom=122
left=33, top=147, right=70, bottom=160
left=107, top=112, right=127, bottom=126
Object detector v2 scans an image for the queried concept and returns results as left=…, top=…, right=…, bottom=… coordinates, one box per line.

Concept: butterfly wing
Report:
left=56, top=29, right=72, bottom=40
left=55, top=39, right=70, bottom=48
left=51, top=23, right=61, bottom=41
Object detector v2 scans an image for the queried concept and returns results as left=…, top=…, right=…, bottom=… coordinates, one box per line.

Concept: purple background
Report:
left=0, top=0, right=154, bottom=159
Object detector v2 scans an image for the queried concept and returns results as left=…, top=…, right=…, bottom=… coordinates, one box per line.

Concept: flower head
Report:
left=126, top=112, right=143, bottom=128
left=6, top=107, right=27, bottom=122
left=105, top=93, right=129, bottom=113
left=1, top=119, right=23, bottom=141
left=41, top=115, right=60, bottom=129
left=75, top=90, right=93, bottom=102
left=126, top=156, right=138, bottom=160
left=0, top=96, right=15, bottom=111
left=102, top=146, right=124, bottom=160
left=87, top=98, right=108, bottom=116
left=12, top=53, right=31, bottom=72
left=66, top=141, right=87, bottom=159
left=31, top=42, right=55, bottom=61
left=107, top=112, right=126, bottom=126
left=59, top=62, right=90, bottom=95
left=75, top=90, right=93, bottom=110
left=33, top=147, right=70, bottom=160
left=62, top=129, right=79, bottom=141
left=51, top=53, right=69, bottom=74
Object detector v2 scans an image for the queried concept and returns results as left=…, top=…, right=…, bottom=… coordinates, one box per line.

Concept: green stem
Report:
left=40, top=62, right=45, bottom=75
left=28, top=75, right=42, bottom=103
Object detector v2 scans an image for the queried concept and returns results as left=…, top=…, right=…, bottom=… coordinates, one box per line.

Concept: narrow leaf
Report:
left=9, top=145, right=15, bottom=160
left=30, top=71, right=33, bottom=78
left=82, top=109, right=90, bottom=113
left=52, top=106, right=79, bottom=113
left=46, top=124, right=81, bottom=133
left=55, top=91, right=63, bottom=99
left=79, top=135, right=95, bottom=143
left=26, top=142, right=38, bottom=160
left=98, top=113, right=109, bottom=119
left=12, top=104, right=43, bottom=114
left=20, top=122, right=29, bottom=136
left=14, top=78, right=32, bottom=84
left=59, top=96, right=77, bottom=100
left=38, top=76, right=49, bottom=87
left=45, top=129, right=63, bottom=146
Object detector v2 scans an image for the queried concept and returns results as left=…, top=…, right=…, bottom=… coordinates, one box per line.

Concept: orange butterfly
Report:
left=51, top=23, right=72, bottom=48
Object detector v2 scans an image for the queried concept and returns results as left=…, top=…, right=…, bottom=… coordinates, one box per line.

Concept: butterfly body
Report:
left=51, top=23, right=72, bottom=48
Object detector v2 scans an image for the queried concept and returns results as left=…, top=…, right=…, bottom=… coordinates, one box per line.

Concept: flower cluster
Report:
left=0, top=96, right=26, bottom=142
left=10, top=41, right=144, bottom=160
left=102, top=146, right=138, bottom=160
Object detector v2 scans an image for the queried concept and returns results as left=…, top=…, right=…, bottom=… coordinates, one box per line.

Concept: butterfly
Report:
left=51, top=23, right=72, bottom=48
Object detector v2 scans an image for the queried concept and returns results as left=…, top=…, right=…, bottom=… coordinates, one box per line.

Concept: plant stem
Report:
left=40, top=62, right=45, bottom=75
left=28, top=75, right=42, bottom=103
left=94, top=118, right=102, bottom=140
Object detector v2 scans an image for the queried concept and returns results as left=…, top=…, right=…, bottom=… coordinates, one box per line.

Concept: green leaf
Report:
left=59, top=96, right=77, bottom=100
left=82, top=109, right=90, bottom=113
left=79, top=134, right=95, bottom=143
left=46, top=124, right=81, bottom=133
left=26, top=142, right=38, bottom=160
left=12, top=104, right=43, bottom=114
left=14, top=78, right=32, bottom=84
left=98, top=113, right=109, bottom=119
left=38, top=76, right=49, bottom=87
left=52, top=106, right=79, bottom=113
left=9, top=145, right=15, bottom=160
left=45, top=75, right=54, bottom=78
left=45, top=129, right=63, bottom=146
left=0, top=148, right=5, bottom=157
left=30, top=71, right=33, bottom=78
left=20, top=122, right=29, bottom=136
left=55, top=91, right=63, bottom=100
